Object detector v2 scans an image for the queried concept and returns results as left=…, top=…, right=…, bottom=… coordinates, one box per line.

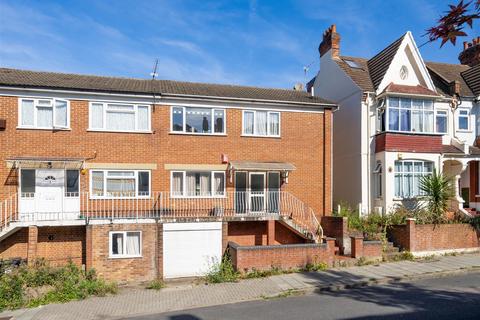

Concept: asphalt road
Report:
left=123, top=271, right=480, bottom=320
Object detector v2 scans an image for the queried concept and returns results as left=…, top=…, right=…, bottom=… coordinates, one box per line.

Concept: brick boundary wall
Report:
left=388, top=219, right=480, bottom=253
left=350, top=236, right=382, bottom=260
left=229, top=238, right=336, bottom=273
left=321, top=216, right=351, bottom=255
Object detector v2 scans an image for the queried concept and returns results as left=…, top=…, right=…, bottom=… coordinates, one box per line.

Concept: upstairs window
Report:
left=435, top=110, right=448, bottom=134
left=171, top=171, right=225, bottom=197
left=89, top=102, right=150, bottom=132
left=19, top=98, right=69, bottom=129
left=387, top=97, right=434, bottom=133
left=243, top=110, right=280, bottom=137
left=91, top=170, right=150, bottom=198
left=172, top=106, right=225, bottom=134
left=458, top=109, right=470, bottom=131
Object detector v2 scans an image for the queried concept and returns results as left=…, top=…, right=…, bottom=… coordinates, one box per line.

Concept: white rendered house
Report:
left=311, top=25, right=480, bottom=216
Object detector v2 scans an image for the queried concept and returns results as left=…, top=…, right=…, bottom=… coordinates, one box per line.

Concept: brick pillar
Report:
left=267, top=220, right=275, bottom=245
left=156, top=223, right=163, bottom=280
left=406, top=218, right=416, bottom=252
left=85, top=225, right=93, bottom=270
left=325, top=237, right=336, bottom=266
left=27, top=226, right=38, bottom=266
left=222, top=222, right=229, bottom=253
left=350, top=236, right=364, bottom=258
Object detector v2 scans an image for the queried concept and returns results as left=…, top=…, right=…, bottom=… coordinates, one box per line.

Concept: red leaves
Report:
left=425, top=0, right=480, bottom=47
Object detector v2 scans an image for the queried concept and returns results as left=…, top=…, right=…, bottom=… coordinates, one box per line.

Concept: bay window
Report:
left=19, top=98, right=69, bottom=129
left=171, top=171, right=225, bottom=197
left=109, top=231, right=141, bottom=258
left=394, top=160, right=433, bottom=198
left=243, top=110, right=280, bottom=137
left=91, top=170, right=150, bottom=198
left=89, top=102, right=150, bottom=132
left=172, top=106, right=225, bottom=134
left=387, top=97, right=434, bottom=133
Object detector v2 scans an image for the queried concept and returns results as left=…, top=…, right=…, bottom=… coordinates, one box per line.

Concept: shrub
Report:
left=0, top=260, right=117, bottom=311
left=303, top=262, right=328, bottom=272
left=243, top=266, right=284, bottom=279
left=205, top=253, right=239, bottom=284
left=419, top=170, right=454, bottom=224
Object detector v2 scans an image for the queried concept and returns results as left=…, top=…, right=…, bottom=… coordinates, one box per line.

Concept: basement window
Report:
left=109, top=231, right=142, bottom=258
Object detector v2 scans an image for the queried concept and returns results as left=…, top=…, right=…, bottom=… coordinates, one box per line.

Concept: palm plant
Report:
left=419, top=169, right=454, bottom=224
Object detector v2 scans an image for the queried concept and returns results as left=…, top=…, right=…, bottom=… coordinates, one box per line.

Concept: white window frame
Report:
left=373, top=161, right=382, bottom=199
left=242, top=110, right=281, bottom=137
left=385, top=97, right=436, bottom=134
left=65, top=169, right=80, bottom=198
left=457, top=108, right=470, bottom=131
left=88, top=102, right=151, bottom=133
left=18, top=97, right=70, bottom=130
left=89, top=170, right=151, bottom=199
left=170, top=170, right=226, bottom=198
left=435, top=109, right=448, bottom=134
left=109, top=231, right=142, bottom=258
left=170, top=106, right=226, bottom=135
left=394, top=160, right=433, bottom=199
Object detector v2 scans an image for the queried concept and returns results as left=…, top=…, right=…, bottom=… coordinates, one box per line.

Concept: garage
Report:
left=163, top=222, right=223, bottom=279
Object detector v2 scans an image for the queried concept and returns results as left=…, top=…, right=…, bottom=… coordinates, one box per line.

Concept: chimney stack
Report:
left=318, top=24, right=340, bottom=59
left=459, top=37, right=480, bottom=67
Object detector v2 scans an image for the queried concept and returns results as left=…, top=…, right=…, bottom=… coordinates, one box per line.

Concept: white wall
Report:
left=313, top=51, right=364, bottom=211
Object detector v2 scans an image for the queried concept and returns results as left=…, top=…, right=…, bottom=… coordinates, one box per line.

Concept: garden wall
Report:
left=388, top=219, right=479, bottom=255
left=229, top=238, right=336, bottom=272
left=350, top=236, right=383, bottom=260
left=321, top=216, right=351, bottom=255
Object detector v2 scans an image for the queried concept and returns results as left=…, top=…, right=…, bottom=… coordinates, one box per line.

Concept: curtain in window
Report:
left=244, top=112, right=254, bottom=134
left=113, top=233, right=123, bottom=255
left=199, top=173, right=211, bottom=196
left=214, top=110, right=224, bottom=133
left=90, top=103, right=104, bottom=129
left=107, top=178, right=135, bottom=196
left=269, top=113, right=279, bottom=135
left=172, top=172, right=183, bottom=196
left=55, top=100, right=68, bottom=127
left=106, top=111, right=135, bottom=131
left=126, top=232, right=140, bottom=255
left=37, top=106, right=53, bottom=127
left=92, top=171, right=104, bottom=196
left=256, top=111, right=267, bottom=135
left=388, top=108, right=399, bottom=130
left=186, top=173, right=196, bottom=196
left=424, top=111, right=434, bottom=132
left=21, top=100, right=34, bottom=126
left=411, top=110, right=422, bottom=132
left=137, top=106, right=149, bottom=131
left=214, top=173, right=224, bottom=195
left=399, top=109, right=411, bottom=131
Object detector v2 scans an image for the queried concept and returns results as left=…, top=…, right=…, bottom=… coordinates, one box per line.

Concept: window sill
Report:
left=456, top=129, right=472, bottom=133
left=170, top=195, right=228, bottom=199
left=87, top=129, right=153, bottom=134
left=241, top=134, right=281, bottom=139
left=169, top=131, right=227, bottom=136
left=380, top=130, right=443, bottom=136
left=17, top=126, right=71, bottom=131
left=108, top=255, right=142, bottom=259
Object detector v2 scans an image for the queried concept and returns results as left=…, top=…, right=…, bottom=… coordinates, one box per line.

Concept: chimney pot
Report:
left=459, top=38, right=480, bottom=67
left=464, top=41, right=469, bottom=50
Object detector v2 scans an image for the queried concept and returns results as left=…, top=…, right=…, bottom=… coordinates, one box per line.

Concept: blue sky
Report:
left=0, top=0, right=478, bottom=89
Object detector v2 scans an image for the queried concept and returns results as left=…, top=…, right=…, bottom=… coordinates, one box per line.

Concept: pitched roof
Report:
left=367, top=33, right=406, bottom=90
left=334, top=56, right=374, bottom=91
left=425, top=62, right=473, bottom=97
left=0, top=68, right=335, bottom=106
left=461, top=64, right=480, bottom=96
left=382, top=83, right=440, bottom=97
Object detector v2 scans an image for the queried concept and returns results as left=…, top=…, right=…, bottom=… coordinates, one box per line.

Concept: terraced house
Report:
left=0, top=68, right=335, bottom=281
left=312, top=25, right=480, bottom=216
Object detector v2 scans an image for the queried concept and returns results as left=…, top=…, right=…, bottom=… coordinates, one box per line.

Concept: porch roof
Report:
left=228, top=161, right=296, bottom=171
left=442, top=145, right=480, bottom=156
left=6, top=156, right=85, bottom=169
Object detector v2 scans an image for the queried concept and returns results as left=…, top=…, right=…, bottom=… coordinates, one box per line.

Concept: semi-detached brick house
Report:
left=0, top=68, right=336, bottom=281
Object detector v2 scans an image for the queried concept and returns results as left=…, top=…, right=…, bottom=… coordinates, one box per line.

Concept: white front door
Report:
left=35, top=169, right=64, bottom=217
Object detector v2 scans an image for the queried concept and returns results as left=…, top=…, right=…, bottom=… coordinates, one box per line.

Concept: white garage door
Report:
left=163, top=222, right=222, bottom=279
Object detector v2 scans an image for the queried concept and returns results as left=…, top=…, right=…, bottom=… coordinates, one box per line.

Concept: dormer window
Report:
left=387, top=97, right=434, bottom=134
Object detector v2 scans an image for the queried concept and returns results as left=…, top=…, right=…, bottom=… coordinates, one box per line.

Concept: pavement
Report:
left=2, top=253, right=480, bottom=320
left=136, top=270, right=480, bottom=320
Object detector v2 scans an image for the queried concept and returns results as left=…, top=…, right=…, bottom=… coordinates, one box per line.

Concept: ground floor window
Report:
left=171, top=171, right=225, bottom=197
left=373, top=161, right=382, bottom=198
left=91, top=170, right=150, bottom=198
left=394, top=160, right=433, bottom=198
left=109, top=231, right=141, bottom=258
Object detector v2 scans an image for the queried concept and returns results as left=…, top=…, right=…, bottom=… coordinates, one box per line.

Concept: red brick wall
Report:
left=0, top=96, right=332, bottom=217
left=389, top=221, right=479, bottom=252
left=0, top=228, right=28, bottom=259
left=87, top=223, right=160, bottom=283
left=229, top=238, right=335, bottom=272
left=363, top=241, right=383, bottom=258
left=274, top=221, right=306, bottom=244
left=227, top=221, right=268, bottom=246
left=375, top=132, right=443, bottom=153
